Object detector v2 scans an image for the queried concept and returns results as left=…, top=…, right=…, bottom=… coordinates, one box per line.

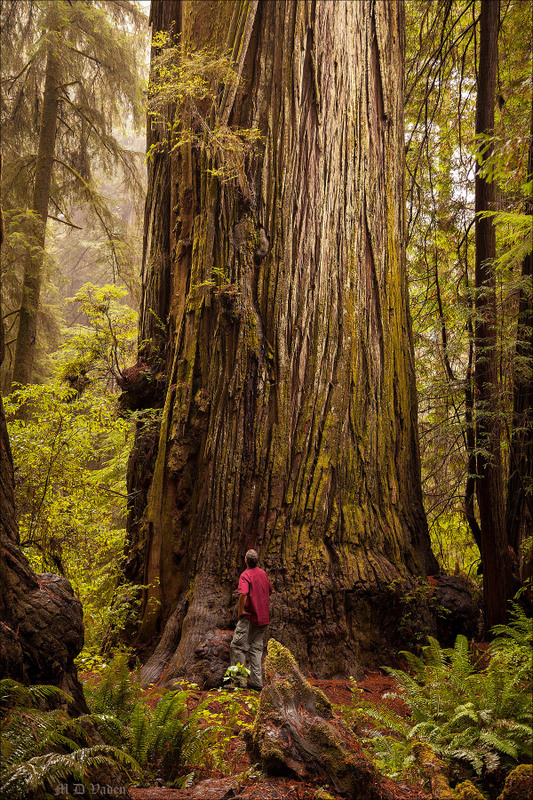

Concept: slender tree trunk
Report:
left=505, top=95, right=533, bottom=584
left=474, top=0, right=514, bottom=631
left=12, top=25, right=61, bottom=385
left=126, top=0, right=438, bottom=683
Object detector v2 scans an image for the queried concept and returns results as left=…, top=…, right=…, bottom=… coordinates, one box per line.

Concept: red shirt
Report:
left=238, top=567, right=273, bottom=626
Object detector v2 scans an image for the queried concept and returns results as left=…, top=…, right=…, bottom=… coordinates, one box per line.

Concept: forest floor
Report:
left=126, top=672, right=431, bottom=800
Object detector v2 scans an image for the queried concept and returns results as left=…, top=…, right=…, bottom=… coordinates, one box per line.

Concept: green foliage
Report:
left=4, top=377, right=133, bottom=649
left=405, top=0, right=532, bottom=576
left=4, top=284, right=143, bottom=655
left=490, top=604, right=533, bottom=667
left=126, top=689, right=211, bottom=783
left=0, top=679, right=137, bottom=800
left=188, top=687, right=259, bottom=775
left=82, top=653, right=142, bottom=725
left=348, top=619, right=532, bottom=788
left=58, top=283, right=138, bottom=387
left=223, top=662, right=251, bottom=687
left=83, top=663, right=259, bottom=785
left=1, top=0, right=147, bottom=386
left=147, top=31, right=261, bottom=183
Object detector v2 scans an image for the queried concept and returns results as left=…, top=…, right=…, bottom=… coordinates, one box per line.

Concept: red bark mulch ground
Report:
left=127, top=673, right=430, bottom=800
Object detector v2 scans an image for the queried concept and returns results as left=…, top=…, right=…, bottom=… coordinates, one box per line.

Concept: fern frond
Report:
left=479, top=730, right=518, bottom=759
left=0, top=679, right=72, bottom=713
left=343, top=623, right=533, bottom=784
left=1, top=751, right=89, bottom=800
left=129, top=701, right=150, bottom=763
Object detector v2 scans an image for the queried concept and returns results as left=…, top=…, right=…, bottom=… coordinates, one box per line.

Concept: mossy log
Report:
left=497, top=765, right=533, bottom=800
left=248, top=640, right=391, bottom=799
left=453, top=780, right=485, bottom=800
left=411, top=742, right=455, bottom=799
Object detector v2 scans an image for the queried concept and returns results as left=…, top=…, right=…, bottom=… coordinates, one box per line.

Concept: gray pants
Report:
left=230, top=618, right=267, bottom=687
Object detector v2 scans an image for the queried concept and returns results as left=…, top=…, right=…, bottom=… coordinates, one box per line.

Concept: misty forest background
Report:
left=0, top=1, right=532, bottom=799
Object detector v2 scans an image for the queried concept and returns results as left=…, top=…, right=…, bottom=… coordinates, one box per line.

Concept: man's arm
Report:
left=238, top=592, right=248, bottom=618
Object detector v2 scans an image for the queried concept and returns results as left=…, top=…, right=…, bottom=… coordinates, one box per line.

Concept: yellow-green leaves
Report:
left=147, top=32, right=261, bottom=183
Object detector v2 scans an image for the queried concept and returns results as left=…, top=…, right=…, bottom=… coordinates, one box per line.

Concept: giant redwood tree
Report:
left=124, top=0, right=439, bottom=684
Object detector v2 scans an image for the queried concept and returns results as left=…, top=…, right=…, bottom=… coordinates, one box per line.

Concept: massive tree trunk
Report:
left=12, top=16, right=61, bottom=386
left=126, top=0, right=438, bottom=683
left=474, top=0, right=515, bottom=632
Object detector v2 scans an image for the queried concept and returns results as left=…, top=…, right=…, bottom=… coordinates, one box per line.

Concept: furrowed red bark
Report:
left=126, top=0, right=438, bottom=683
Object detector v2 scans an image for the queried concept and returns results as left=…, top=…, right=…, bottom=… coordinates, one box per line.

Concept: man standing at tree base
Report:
left=230, top=549, right=273, bottom=690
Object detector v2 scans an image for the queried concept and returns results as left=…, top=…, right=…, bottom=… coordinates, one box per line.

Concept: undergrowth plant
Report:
left=3, top=653, right=262, bottom=795
left=126, top=688, right=212, bottom=785
left=82, top=651, right=142, bottom=725
left=346, top=610, right=532, bottom=789
left=82, top=656, right=242, bottom=786
left=0, top=679, right=137, bottom=800
left=195, top=686, right=259, bottom=775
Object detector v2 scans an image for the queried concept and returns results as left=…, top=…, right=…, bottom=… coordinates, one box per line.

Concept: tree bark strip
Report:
left=474, top=0, right=514, bottom=630
left=12, top=21, right=62, bottom=385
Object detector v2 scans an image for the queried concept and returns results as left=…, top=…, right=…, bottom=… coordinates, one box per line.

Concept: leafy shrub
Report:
left=191, top=686, right=259, bottom=775
left=348, top=615, right=532, bottom=788
left=4, top=379, right=133, bottom=650
left=147, top=32, right=262, bottom=183
left=223, top=662, right=250, bottom=688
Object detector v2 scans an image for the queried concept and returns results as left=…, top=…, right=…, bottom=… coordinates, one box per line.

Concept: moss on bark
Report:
left=249, top=640, right=385, bottom=799
left=497, top=765, right=533, bottom=800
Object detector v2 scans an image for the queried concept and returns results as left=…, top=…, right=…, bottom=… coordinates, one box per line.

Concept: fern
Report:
left=84, top=651, right=141, bottom=722
left=129, top=701, right=151, bottom=764
left=349, top=617, right=532, bottom=787
left=85, top=663, right=227, bottom=783
left=0, top=680, right=138, bottom=800
left=2, top=747, right=138, bottom=800
left=491, top=604, right=533, bottom=659
left=0, top=678, right=71, bottom=709
left=126, top=688, right=204, bottom=782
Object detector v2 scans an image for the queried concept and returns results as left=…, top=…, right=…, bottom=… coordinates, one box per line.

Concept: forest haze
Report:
left=0, top=2, right=531, bottom=799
